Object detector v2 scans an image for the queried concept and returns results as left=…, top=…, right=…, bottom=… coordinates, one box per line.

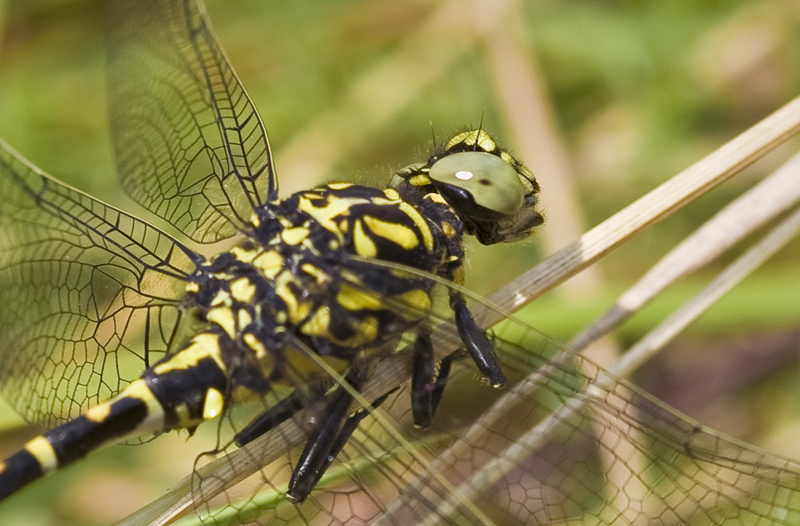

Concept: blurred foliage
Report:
left=0, top=0, right=800, bottom=524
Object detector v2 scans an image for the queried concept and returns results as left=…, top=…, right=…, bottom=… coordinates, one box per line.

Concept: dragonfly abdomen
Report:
left=0, top=329, right=244, bottom=499
left=0, top=379, right=159, bottom=499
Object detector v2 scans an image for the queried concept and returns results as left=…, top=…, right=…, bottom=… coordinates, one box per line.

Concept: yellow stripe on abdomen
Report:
left=23, top=436, right=58, bottom=475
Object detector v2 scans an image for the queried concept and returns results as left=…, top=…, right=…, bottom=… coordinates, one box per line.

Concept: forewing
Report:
left=128, top=259, right=800, bottom=525
left=0, top=140, right=196, bottom=427
left=107, top=0, right=277, bottom=244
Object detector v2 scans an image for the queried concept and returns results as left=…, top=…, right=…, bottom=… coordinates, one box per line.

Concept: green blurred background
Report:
left=1, top=0, right=800, bottom=524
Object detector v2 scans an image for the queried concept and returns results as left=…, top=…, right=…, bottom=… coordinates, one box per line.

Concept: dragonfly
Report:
left=2, top=1, right=800, bottom=525
left=1, top=0, right=543, bottom=513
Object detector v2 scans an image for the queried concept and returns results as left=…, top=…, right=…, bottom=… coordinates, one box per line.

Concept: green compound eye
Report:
left=428, top=151, right=526, bottom=216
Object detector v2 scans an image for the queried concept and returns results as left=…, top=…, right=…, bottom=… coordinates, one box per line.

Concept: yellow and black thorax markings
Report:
left=185, top=184, right=465, bottom=372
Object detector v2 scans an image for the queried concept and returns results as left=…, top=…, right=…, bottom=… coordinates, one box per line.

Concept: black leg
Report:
left=234, top=382, right=327, bottom=447
left=412, top=330, right=459, bottom=428
left=411, top=328, right=435, bottom=428
left=451, top=293, right=506, bottom=388
left=287, top=367, right=368, bottom=503
left=430, top=352, right=455, bottom=416
left=309, top=387, right=397, bottom=490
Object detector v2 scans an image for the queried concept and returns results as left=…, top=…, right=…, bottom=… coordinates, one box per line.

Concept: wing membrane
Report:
left=133, top=258, right=800, bottom=526
left=0, top=140, right=196, bottom=426
left=377, top=327, right=800, bottom=525
left=107, top=0, right=277, bottom=243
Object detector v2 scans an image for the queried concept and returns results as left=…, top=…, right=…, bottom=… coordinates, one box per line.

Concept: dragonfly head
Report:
left=392, top=130, right=543, bottom=245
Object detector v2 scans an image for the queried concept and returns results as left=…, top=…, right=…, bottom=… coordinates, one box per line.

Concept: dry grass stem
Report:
left=609, top=199, right=800, bottom=379
left=572, top=148, right=800, bottom=356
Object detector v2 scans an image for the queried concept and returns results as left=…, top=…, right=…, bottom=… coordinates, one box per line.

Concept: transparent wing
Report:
left=107, top=0, right=277, bottom=244
left=140, top=260, right=800, bottom=526
left=371, top=325, right=800, bottom=525
left=0, top=140, right=196, bottom=427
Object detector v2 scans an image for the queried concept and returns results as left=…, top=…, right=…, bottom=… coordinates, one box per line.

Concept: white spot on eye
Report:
left=455, top=170, right=473, bottom=181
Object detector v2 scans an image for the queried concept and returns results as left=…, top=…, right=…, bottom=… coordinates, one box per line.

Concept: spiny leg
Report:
left=287, top=366, right=369, bottom=503
left=451, top=292, right=507, bottom=388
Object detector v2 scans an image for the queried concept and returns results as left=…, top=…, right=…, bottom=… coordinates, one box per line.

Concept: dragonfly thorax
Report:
left=186, top=182, right=464, bottom=384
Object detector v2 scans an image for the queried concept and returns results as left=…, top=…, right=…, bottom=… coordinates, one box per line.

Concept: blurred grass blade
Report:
left=275, top=0, right=516, bottom=193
